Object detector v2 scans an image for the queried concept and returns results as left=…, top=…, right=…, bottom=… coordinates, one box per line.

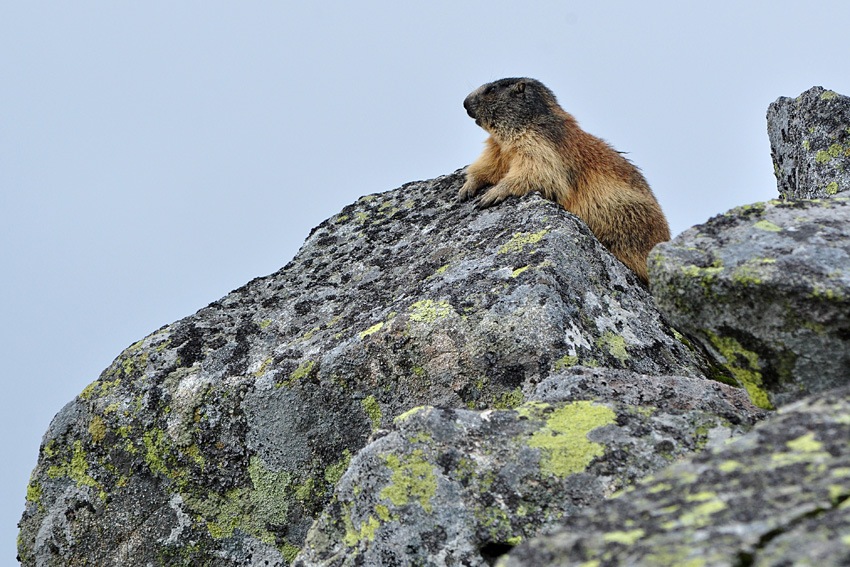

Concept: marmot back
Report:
left=459, top=77, right=670, bottom=283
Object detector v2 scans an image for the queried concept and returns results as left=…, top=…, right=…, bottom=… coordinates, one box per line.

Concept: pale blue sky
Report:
left=4, top=1, right=849, bottom=562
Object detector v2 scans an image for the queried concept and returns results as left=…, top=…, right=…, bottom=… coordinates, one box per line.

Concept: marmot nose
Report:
left=463, top=96, right=477, bottom=119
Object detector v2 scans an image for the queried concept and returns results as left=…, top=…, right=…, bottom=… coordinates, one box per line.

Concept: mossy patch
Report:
left=522, top=401, right=617, bottom=477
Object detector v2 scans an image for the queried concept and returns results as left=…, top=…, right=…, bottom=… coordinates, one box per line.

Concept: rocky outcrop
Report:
left=768, top=86, right=850, bottom=199
left=18, top=171, right=715, bottom=566
left=22, top=86, right=850, bottom=567
left=499, top=384, right=850, bottom=567
left=649, top=196, right=850, bottom=410
left=294, top=368, right=763, bottom=567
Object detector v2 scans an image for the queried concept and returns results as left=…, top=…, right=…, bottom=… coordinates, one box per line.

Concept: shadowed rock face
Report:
left=649, top=197, right=850, bottom=410
left=499, top=385, right=850, bottom=567
left=18, top=170, right=713, bottom=566
left=768, top=86, right=850, bottom=199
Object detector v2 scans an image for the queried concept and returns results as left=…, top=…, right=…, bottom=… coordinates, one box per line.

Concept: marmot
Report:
left=459, top=78, right=670, bottom=283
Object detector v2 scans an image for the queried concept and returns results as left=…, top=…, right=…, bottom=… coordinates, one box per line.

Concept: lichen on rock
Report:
left=498, top=385, right=850, bottom=567
left=18, top=170, right=715, bottom=566
left=294, top=368, right=763, bottom=567
left=650, top=197, right=850, bottom=409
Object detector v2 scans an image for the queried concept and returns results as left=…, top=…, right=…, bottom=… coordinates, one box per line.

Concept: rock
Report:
left=294, top=368, right=763, bottom=567
left=18, top=171, right=714, bottom=566
left=767, top=86, right=850, bottom=199
left=649, top=197, right=850, bottom=410
left=498, top=384, right=850, bottom=567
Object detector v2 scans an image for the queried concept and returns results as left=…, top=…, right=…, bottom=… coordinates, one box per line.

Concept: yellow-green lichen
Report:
left=375, top=504, right=392, bottom=522
left=511, top=265, right=530, bottom=278
left=499, top=229, right=550, bottom=254
left=46, top=440, right=99, bottom=490
left=685, top=491, right=718, bottom=502
left=258, top=319, right=272, bottom=329
left=493, top=387, right=525, bottom=410
left=394, top=406, right=428, bottom=423
left=703, top=330, right=773, bottom=410
left=89, top=415, right=106, bottom=443
left=753, top=220, right=783, bottom=232
left=325, top=449, right=352, bottom=485
left=681, top=261, right=724, bottom=280
left=361, top=396, right=382, bottom=431
left=821, top=90, right=839, bottom=101
left=603, top=529, right=645, bottom=545
left=786, top=431, right=823, bottom=453
left=671, top=499, right=727, bottom=529
left=718, top=460, right=743, bottom=473
left=409, top=299, right=454, bottom=323
left=523, top=401, right=617, bottom=477
left=343, top=512, right=381, bottom=547
left=143, top=428, right=175, bottom=477
left=26, top=480, right=42, bottom=506
left=597, top=332, right=629, bottom=364
left=359, top=322, right=384, bottom=339
left=252, top=358, right=273, bottom=378
left=826, top=182, right=840, bottom=195
left=192, top=456, right=296, bottom=551
left=379, top=450, right=437, bottom=512
left=247, top=456, right=293, bottom=525
left=281, top=542, right=300, bottom=563
left=279, top=360, right=315, bottom=388
left=554, top=354, right=579, bottom=371
left=732, top=265, right=763, bottom=285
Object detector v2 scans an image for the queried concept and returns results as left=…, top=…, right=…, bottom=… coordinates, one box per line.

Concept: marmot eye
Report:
left=485, top=85, right=496, bottom=95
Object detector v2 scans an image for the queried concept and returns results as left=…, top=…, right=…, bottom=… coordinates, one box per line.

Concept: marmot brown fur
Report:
left=459, top=78, right=670, bottom=283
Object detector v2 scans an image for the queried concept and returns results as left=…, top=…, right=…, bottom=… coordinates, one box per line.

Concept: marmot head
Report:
left=463, top=78, right=560, bottom=139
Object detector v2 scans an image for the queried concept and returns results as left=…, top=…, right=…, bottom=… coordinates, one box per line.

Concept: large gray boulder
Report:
left=649, top=197, right=850, bottom=410
left=499, top=384, right=850, bottom=567
left=294, top=368, right=763, bottom=567
left=767, top=86, right=850, bottom=199
left=18, top=171, right=714, bottom=566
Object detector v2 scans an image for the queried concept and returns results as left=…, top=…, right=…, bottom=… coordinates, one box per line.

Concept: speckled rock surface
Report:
left=767, top=86, right=850, bottom=199
left=498, top=385, right=850, bottom=567
left=18, top=171, right=714, bottom=566
left=294, top=369, right=763, bottom=567
left=649, top=197, right=850, bottom=410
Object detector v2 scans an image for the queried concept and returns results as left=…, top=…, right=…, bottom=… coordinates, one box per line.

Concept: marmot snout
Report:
left=459, top=77, right=670, bottom=284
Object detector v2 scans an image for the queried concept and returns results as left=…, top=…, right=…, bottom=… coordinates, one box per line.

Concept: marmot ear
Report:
left=515, top=81, right=526, bottom=94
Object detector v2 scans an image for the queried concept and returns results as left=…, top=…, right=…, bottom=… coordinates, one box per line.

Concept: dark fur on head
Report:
left=463, top=78, right=564, bottom=142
